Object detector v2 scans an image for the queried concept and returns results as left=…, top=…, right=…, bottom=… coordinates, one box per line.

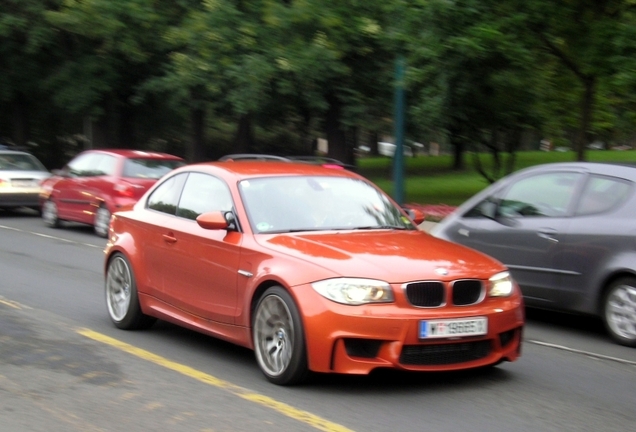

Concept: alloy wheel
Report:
left=106, top=256, right=132, bottom=323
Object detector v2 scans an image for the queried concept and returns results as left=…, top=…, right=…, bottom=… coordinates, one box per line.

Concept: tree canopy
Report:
left=2, top=0, right=636, bottom=169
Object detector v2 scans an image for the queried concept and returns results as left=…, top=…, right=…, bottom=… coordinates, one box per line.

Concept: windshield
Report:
left=0, top=153, right=46, bottom=171
left=122, top=158, right=184, bottom=179
left=239, top=176, right=415, bottom=233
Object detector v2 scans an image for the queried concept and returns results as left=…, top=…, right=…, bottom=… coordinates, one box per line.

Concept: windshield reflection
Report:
left=239, top=176, right=414, bottom=233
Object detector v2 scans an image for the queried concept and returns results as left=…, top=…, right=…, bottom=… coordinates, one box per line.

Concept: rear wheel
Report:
left=42, top=199, right=60, bottom=228
left=105, top=253, right=155, bottom=330
left=603, top=277, right=636, bottom=347
left=253, top=286, right=308, bottom=385
left=94, top=204, right=111, bottom=238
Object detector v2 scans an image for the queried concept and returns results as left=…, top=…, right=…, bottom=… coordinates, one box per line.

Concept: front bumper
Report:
left=0, top=189, right=42, bottom=208
left=295, top=284, right=524, bottom=374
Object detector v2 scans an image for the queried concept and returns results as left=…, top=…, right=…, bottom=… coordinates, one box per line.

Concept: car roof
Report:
left=177, top=160, right=361, bottom=180
left=0, top=149, right=37, bottom=156
left=83, top=149, right=183, bottom=160
left=516, top=161, right=636, bottom=179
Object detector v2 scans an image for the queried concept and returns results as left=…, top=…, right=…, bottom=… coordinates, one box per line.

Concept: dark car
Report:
left=0, top=149, right=50, bottom=212
left=432, top=162, right=636, bottom=347
left=40, top=149, right=184, bottom=237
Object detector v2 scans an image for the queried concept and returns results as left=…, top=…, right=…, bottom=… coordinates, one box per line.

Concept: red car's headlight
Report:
left=489, top=271, right=514, bottom=297
left=311, top=278, right=394, bottom=305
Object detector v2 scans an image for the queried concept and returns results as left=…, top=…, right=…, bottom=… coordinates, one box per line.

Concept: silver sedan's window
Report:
left=498, top=172, right=582, bottom=218
left=575, top=176, right=631, bottom=216
left=0, top=153, right=46, bottom=171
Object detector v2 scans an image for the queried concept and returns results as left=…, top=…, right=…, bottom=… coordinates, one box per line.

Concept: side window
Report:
left=93, top=155, right=118, bottom=176
left=176, top=173, right=233, bottom=221
left=575, top=175, right=631, bottom=216
left=68, top=153, right=99, bottom=177
left=498, top=172, right=582, bottom=218
left=147, top=173, right=187, bottom=215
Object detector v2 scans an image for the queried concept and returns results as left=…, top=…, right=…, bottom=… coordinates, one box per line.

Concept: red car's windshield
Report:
left=239, top=175, right=414, bottom=233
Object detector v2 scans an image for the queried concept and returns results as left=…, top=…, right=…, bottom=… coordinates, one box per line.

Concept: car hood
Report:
left=257, top=230, right=505, bottom=283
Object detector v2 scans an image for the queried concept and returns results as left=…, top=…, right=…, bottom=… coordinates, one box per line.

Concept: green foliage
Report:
left=3, top=0, right=636, bottom=170
left=361, top=150, right=636, bottom=206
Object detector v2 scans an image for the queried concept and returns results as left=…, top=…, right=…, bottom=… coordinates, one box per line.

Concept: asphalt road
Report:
left=1, top=208, right=635, bottom=432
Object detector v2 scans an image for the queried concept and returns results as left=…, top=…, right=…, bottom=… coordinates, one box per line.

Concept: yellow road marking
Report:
left=77, top=329, right=354, bottom=432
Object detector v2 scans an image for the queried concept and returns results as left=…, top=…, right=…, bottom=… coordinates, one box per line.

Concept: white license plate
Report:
left=11, top=180, right=35, bottom=187
left=419, top=317, right=488, bottom=339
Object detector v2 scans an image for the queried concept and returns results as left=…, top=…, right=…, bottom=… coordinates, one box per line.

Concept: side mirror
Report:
left=482, top=200, right=519, bottom=227
left=405, top=208, right=426, bottom=225
left=196, top=211, right=229, bottom=230
left=481, top=200, right=498, bottom=219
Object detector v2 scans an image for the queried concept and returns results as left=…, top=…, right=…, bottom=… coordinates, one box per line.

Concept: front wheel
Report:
left=94, top=204, right=111, bottom=238
left=603, top=277, right=636, bottom=347
left=253, top=286, right=309, bottom=385
left=105, top=253, right=156, bottom=330
left=42, top=199, right=60, bottom=228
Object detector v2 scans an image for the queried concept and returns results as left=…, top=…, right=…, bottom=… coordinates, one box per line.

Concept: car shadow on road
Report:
left=0, top=207, right=41, bottom=218
left=524, top=307, right=606, bottom=336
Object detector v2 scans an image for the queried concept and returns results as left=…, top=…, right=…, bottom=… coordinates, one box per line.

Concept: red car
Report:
left=104, top=160, right=524, bottom=385
left=40, top=149, right=184, bottom=237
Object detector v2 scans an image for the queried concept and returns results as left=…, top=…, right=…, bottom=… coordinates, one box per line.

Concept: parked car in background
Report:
left=40, top=149, right=184, bottom=237
left=378, top=142, right=413, bottom=157
left=432, top=162, right=636, bottom=347
left=0, top=149, right=50, bottom=212
left=104, top=160, right=524, bottom=385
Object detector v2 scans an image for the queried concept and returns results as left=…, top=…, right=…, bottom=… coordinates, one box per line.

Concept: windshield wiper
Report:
left=354, top=225, right=407, bottom=230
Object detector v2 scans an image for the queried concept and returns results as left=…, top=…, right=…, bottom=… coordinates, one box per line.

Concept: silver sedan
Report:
left=0, top=149, right=50, bottom=212
left=432, top=161, right=636, bottom=347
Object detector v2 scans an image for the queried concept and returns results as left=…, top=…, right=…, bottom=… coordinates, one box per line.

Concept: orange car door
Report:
left=158, top=172, right=242, bottom=324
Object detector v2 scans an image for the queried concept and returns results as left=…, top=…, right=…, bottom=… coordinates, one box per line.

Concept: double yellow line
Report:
left=78, top=329, right=354, bottom=432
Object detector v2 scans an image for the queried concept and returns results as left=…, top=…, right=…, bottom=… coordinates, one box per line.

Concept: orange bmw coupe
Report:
left=104, top=160, right=524, bottom=385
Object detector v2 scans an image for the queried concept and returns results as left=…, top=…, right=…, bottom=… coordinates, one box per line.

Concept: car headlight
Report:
left=489, top=271, right=514, bottom=297
left=311, top=278, right=394, bottom=305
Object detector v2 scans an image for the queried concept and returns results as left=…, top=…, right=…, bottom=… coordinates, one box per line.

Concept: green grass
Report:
left=358, top=150, right=636, bottom=206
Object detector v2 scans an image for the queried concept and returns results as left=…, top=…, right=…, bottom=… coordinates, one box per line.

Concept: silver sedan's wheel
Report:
left=94, top=205, right=111, bottom=238
left=106, top=253, right=155, bottom=330
left=253, top=286, right=308, bottom=385
left=604, top=278, right=636, bottom=347
left=42, top=199, right=60, bottom=228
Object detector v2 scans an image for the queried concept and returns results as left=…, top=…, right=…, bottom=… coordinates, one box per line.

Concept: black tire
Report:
left=603, top=277, right=636, bottom=347
left=252, top=286, right=309, bottom=385
left=42, top=199, right=60, bottom=228
left=105, top=253, right=156, bottom=330
left=94, top=204, right=111, bottom=238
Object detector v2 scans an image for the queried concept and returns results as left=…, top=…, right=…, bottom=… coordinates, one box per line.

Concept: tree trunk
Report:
left=188, top=105, right=205, bottom=163
left=576, top=77, right=595, bottom=162
left=118, top=104, right=135, bottom=149
left=366, top=130, right=379, bottom=156
left=234, top=113, right=254, bottom=154
left=92, top=98, right=116, bottom=149
left=12, top=95, right=29, bottom=147
left=325, top=94, right=348, bottom=163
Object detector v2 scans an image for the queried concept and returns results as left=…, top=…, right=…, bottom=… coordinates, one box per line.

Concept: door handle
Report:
left=537, top=228, right=558, bottom=243
left=162, top=233, right=177, bottom=244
